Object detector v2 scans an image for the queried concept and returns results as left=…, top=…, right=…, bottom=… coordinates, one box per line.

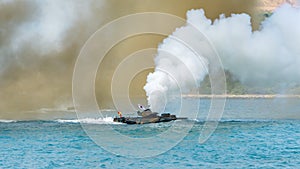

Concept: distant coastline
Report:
left=182, top=94, right=300, bottom=99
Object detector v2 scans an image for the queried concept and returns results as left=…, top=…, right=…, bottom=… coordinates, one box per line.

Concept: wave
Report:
left=193, top=118, right=294, bottom=123
left=55, top=117, right=122, bottom=124
left=0, top=119, right=17, bottom=123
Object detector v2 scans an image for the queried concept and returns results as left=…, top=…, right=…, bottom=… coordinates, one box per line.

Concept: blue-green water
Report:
left=1, top=99, right=300, bottom=168
left=1, top=120, right=300, bottom=168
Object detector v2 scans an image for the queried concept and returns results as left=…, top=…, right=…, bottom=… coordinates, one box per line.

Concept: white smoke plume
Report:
left=144, top=3, right=300, bottom=112
left=144, top=25, right=209, bottom=112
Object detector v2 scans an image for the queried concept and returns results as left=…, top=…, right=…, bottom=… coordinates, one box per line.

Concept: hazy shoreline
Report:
left=182, top=94, right=300, bottom=99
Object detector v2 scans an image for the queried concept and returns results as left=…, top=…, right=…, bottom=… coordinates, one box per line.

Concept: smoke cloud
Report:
left=144, top=3, right=300, bottom=111
left=0, top=0, right=104, bottom=116
left=202, top=3, right=300, bottom=85
left=0, top=0, right=257, bottom=119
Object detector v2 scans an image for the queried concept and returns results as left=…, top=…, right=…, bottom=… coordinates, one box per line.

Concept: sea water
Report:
left=1, top=98, right=300, bottom=168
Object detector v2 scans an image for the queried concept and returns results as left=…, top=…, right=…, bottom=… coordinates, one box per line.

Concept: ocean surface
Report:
left=1, top=98, right=300, bottom=168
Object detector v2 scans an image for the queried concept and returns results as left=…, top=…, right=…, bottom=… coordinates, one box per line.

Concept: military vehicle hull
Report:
left=113, top=113, right=186, bottom=124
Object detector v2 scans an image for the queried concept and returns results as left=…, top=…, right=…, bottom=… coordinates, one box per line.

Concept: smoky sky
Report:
left=0, top=0, right=257, bottom=119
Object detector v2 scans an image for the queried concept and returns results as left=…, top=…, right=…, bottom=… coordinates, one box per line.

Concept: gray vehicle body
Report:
left=113, top=109, right=185, bottom=124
